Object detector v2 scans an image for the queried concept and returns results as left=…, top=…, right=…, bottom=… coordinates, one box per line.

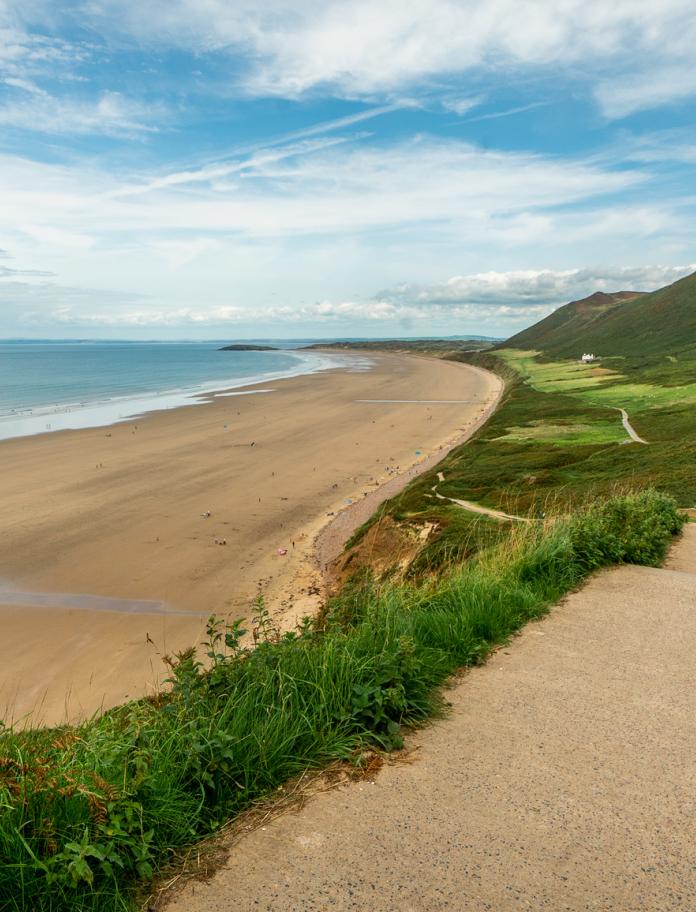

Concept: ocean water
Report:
left=0, top=341, right=362, bottom=441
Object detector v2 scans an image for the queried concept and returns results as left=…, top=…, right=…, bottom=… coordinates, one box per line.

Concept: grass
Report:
left=495, top=419, right=626, bottom=447
left=503, top=270, right=696, bottom=362
left=354, top=346, right=696, bottom=571
left=304, top=339, right=496, bottom=354
left=0, top=490, right=684, bottom=912
left=497, top=349, right=625, bottom=393
left=498, top=348, right=696, bottom=412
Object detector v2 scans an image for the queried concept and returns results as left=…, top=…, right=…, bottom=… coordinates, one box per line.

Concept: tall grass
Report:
left=0, top=490, right=683, bottom=912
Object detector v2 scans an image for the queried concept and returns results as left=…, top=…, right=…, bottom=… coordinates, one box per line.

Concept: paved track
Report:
left=166, top=526, right=696, bottom=912
left=617, top=407, right=649, bottom=444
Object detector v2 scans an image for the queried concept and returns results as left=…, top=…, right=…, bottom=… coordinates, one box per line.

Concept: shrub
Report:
left=0, top=489, right=683, bottom=912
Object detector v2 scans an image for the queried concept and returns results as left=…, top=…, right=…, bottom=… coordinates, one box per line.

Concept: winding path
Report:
left=429, top=402, right=653, bottom=526
left=616, top=407, right=649, bottom=444
left=431, top=487, right=530, bottom=522
left=166, top=526, right=696, bottom=912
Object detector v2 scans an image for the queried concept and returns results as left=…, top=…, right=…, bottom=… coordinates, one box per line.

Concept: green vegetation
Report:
left=365, top=347, right=696, bottom=534
left=497, top=348, right=696, bottom=411
left=303, top=338, right=496, bottom=354
left=0, top=492, right=683, bottom=912
left=505, top=271, right=696, bottom=362
left=495, top=418, right=625, bottom=447
left=4, top=272, right=694, bottom=910
left=359, top=276, right=696, bottom=560
left=503, top=289, right=645, bottom=355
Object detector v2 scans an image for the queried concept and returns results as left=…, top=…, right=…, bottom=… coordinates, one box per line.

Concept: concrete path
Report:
left=166, top=527, right=696, bottom=912
left=617, top=407, right=649, bottom=444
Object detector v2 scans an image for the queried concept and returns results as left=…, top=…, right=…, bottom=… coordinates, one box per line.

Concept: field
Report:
left=348, top=346, right=696, bottom=575
left=498, top=348, right=696, bottom=412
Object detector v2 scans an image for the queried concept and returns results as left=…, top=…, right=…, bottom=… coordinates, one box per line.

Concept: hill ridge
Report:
left=502, top=270, right=696, bottom=361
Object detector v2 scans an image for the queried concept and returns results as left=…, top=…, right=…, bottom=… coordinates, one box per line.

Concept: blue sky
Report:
left=0, top=1, right=695, bottom=339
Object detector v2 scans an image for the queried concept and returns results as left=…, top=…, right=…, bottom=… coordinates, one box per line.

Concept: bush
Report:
left=0, top=490, right=683, bottom=912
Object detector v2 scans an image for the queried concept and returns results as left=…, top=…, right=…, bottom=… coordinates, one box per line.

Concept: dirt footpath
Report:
left=165, top=526, right=696, bottom=912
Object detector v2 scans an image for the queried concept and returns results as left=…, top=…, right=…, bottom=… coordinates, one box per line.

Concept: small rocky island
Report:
left=218, top=344, right=278, bottom=351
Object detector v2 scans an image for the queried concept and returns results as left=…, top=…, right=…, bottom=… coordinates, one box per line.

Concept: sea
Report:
left=0, top=340, right=366, bottom=442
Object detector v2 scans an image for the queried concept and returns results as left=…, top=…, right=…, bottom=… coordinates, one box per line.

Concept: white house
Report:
left=581, top=353, right=597, bottom=363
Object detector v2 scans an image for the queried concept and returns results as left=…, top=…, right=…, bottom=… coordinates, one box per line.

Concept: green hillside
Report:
left=341, top=271, right=696, bottom=574
left=503, top=270, right=696, bottom=363
left=503, top=290, right=644, bottom=354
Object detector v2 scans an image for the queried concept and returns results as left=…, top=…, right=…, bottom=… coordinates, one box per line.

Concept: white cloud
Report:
left=0, top=90, right=161, bottom=136
left=462, top=102, right=550, bottom=123
left=3, top=75, right=47, bottom=94
left=0, top=278, right=145, bottom=318
left=112, top=135, right=354, bottom=198
left=0, top=129, right=677, bottom=336
left=0, top=0, right=694, bottom=129
left=0, top=136, right=645, bottom=247
left=375, top=264, right=696, bottom=312
left=595, top=66, right=696, bottom=119
left=0, top=9, right=86, bottom=82
left=0, top=0, right=693, bottom=140
left=8, top=264, right=692, bottom=333
left=440, top=96, right=483, bottom=116
left=52, top=0, right=696, bottom=114
left=0, top=263, right=54, bottom=276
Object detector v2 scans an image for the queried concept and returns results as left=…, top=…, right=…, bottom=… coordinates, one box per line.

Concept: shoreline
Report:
left=0, top=353, right=501, bottom=726
left=268, top=357, right=504, bottom=632
left=0, top=349, right=366, bottom=443
left=313, top=359, right=504, bottom=570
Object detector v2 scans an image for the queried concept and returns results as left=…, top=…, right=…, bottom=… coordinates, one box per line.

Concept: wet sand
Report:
left=0, top=353, right=500, bottom=726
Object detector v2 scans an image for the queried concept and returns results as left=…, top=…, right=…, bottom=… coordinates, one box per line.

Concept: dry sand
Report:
left=165, top=525, right=696, bottom=912
left=0, top=353, right=499, bottom=726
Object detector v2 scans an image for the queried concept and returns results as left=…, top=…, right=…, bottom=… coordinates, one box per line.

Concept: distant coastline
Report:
left=219, top=343, right=278, bottom=351
left=0, top=343, right=368, bottom=443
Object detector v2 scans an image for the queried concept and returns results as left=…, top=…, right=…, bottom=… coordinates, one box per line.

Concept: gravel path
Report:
left=617, top=407, right=649, bottom=444
left=166, top=525, right=696, bottom=912
left=432, top=488, right=530, bottom=522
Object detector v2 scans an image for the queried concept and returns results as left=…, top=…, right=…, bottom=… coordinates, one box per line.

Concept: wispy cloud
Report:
left=1, top=1, right=695, bottom=338
left=2, top=1, right=696, bottom=136
left=3, top=75, right=48, bottom=95
left=441, top=96, right=483, bottom=116
left=595, top=66, right=696, bottom=119
left=17, top=264, right=694, bottom=332
left=0, top=90, right=162, bottom=137
left=0, top=13, right=87, bottom=82
left=375, top=265, right=696, bottom=311
left=461, top=102, right=550, bottom=124
left=65, top=0, right=696, bottom=110
left=0, top=264, right=54, bottom=277
left=111, top=101, right=411, bottom=197
left=111, top=135, right=353, bottom=198
left=0, top=136, right=645, bottom=245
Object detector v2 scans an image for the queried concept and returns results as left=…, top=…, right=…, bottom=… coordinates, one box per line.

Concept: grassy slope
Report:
left=3, top=276, right=695, bottom=909
left=504, top=290, right=645, bottom=353
left=0, top=492, right=683, bottom=912
left=303, top=339, right=495, bottom=353
left=356, top=275, right=696, bottom=569
left=505, top=271, right=696, bottom=361
left=368, top=349, right=695, bottom=532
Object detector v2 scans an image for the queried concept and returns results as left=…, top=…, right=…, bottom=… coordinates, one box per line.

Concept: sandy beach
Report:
left=0, top=353, right=499, bottom=726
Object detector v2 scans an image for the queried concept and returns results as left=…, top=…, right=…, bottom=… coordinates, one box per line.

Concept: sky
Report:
left=0, top=1, right=695, bottom=340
